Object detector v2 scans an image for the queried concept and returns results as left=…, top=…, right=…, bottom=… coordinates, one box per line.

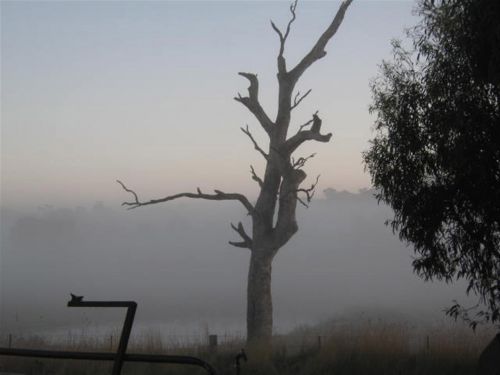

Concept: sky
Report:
left=1, top=0, right=418, bottom=210
left=1, top=1, right=483, bottom=340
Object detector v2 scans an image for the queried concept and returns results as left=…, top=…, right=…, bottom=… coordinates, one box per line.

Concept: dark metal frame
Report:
left=0, top=295, right=217, bottom=375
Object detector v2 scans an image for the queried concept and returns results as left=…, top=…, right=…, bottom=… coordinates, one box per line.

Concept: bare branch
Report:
left=285, top=113, right=332, bottom=153
left=270, top=21, right=284, bottom=43
left=228, top=241, right=250, bottom=249
left=297, top=196, right=309, bottom=208
left=118, top=180, right=255, bottom=215
left=289, top=0, right=353, bottom=82
left=117, top=180, right=139, bottom=205
left=284, top=1, right=298, bottom=42
left=295, top=110, right=319, bottom=132
left=292, top=153, right=316, bottom=169
left=270, top=0, right=298, bottom=73
left=297, top=174, right=321, bottom=205
left=241, top=125, right=269, bottom=160
left=238, top=72, right=259, bottom=98
left=230, top=222, right=253, bottom=249
left=250, top=165, right=264, bottom=188
left=298, top=119, right=314, bottom=132
left=291, top=89, right=312, bottom=110
left=234, top=73, right=274, bottom=134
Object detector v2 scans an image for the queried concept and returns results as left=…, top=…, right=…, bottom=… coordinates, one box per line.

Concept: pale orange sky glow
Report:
left=1, top=1, right=418, bottom=209
left=3, top=2, right=483, bottom=340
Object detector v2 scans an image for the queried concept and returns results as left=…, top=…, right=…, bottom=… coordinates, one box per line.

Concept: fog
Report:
left=1, top=0, right=482, bottom=350
left=0, top=188, right=473, bottom=340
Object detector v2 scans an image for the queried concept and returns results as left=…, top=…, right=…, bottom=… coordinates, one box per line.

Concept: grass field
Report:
left=0, top=318, right=495, bottom=375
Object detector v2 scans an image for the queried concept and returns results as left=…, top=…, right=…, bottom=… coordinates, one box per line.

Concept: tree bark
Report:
left=246, top=252, right=273, bottom=345
left=119, top=0, right=353, bottom=347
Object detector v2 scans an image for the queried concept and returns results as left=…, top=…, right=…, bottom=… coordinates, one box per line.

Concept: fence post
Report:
left=317, top=335, right=322, bottom=350
left=8, top=334, right=12, bottom=349
left=209, top=335, right=218, bottom=353
left=110, top=335, right=113, bottom=351
left=426, top=335, right=430, bottom=352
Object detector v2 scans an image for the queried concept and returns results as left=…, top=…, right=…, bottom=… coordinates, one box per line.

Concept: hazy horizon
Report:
left=2, top=0, right=477, bottom=343
left=1, top=190, right=475, bottom=338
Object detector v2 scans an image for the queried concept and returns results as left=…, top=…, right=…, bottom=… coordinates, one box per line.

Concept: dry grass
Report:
left=0, top=320, right=495, bottom=375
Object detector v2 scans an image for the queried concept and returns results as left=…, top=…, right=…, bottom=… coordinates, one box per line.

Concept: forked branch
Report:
left=297, top=175, right=320, bottom=207
left=229, top=222, right=253, bottom=249
left=270, top=0, right=298, bottom=73
left=234, top=73, right=274, bottom=134
left=117, top=180, right=255, bottom=215
left=289, top=0, right=353, bottom=82
left=285, top=113, right=332, bottom=153
left=297, top=111, right=318, bottom=132
left=292, top=153, right=316, bottom=169
left=291, top=89, right=312, bottom=110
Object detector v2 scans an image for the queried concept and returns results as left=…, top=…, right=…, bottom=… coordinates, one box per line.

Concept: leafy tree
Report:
left=119, top=0, right=352, bottom=345
left=364, top=0, right=500, bottom=328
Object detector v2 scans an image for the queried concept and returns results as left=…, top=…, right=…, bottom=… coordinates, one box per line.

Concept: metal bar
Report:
left=67, top=295, right=137, bottom=374
left=0, top=347, right=114, bottom=361
left=113, top=301, right=136, bottom=375
left=0, top=295, right=218, bottom=375
left=0, top=348, right=217, bottom=375
left=126, top=353, right=217, bottom=375
left=67, top=300, right=137, bottom=308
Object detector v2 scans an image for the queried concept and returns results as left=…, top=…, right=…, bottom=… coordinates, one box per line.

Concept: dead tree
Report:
left=119, top=0, right=353, bottom=346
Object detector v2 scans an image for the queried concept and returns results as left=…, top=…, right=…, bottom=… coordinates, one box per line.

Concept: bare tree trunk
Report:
left=119, top=0, right=352, bottom=346
left=247, top=252, right=273, bottom=345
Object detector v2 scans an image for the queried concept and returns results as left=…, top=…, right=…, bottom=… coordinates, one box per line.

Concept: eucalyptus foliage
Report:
left=364, top=0, right=500, bottom=328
